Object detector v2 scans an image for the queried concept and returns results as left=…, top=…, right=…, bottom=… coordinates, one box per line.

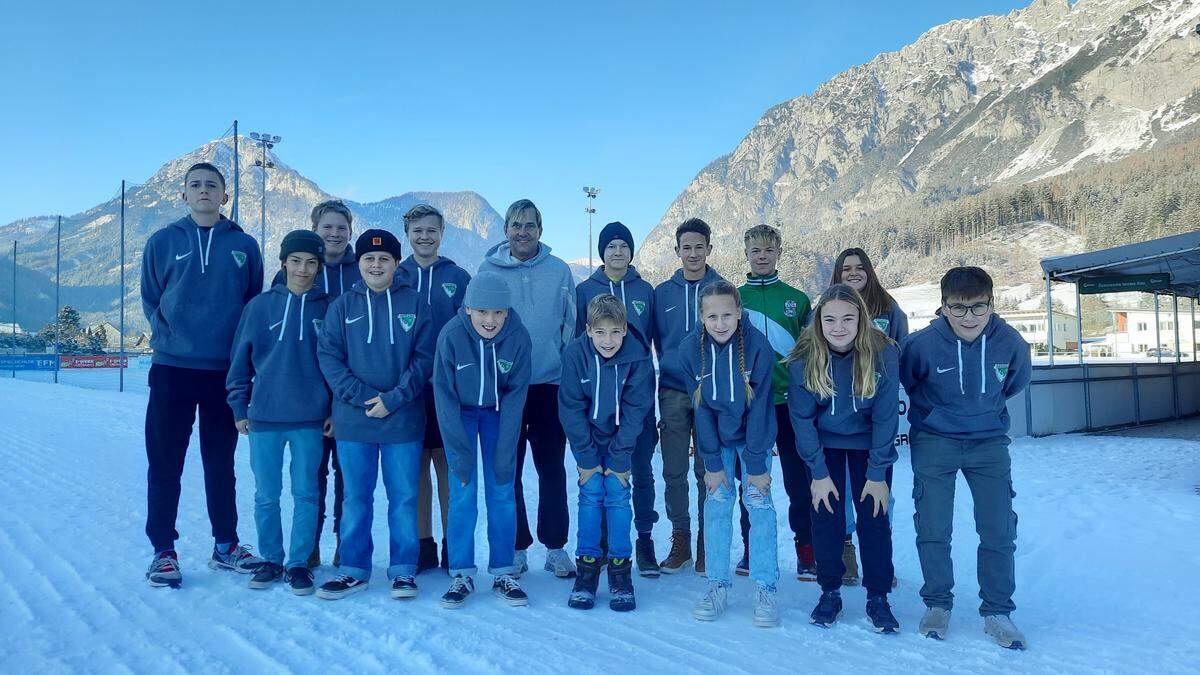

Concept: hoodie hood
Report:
left=483, top=240, right=555, bottom=269
left=652, top=266, right=725, bottom=393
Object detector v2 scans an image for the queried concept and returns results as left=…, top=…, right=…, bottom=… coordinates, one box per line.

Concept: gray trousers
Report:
left=911, top=429, right=1018, bottom=617
left=658, top=388, right=705, bottom=532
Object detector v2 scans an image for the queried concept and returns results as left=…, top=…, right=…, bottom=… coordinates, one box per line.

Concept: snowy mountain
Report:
left=0, top=139, right=506, bottom=332
left=639, top=0, right=1200, bottom=282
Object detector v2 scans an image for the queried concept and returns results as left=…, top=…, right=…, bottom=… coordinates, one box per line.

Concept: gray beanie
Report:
left=464, top=271, right=511, bottom=310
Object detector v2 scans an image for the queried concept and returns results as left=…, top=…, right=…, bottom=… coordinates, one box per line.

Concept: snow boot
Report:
left=607, top=557, right=636, bottom=612
left=919, top=607, right=951, bottom=640
left=440, top=575, right=474, bottom=609
left=635, top=533, right=660, bottom=578
left=568, top=555, right=604, bottom=609
left=984, top=615, right=1027, bottom=650
left=416, top=537, right=439, bottom=574
left=841, top=536, right=860, bottom=586
left=866, top=594, right=900, bottom=634
left=659, top=530, right=693, bottom=574
left=146, top=550, right=182, bottom=588
left=810, top=589, right=843, bottom=627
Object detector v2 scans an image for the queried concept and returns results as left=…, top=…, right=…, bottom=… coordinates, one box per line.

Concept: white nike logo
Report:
left=665, top=306, right=676, bottom=312
left=175, top=251, right=192, bottom=261
left=345, top=316, right=365, bottom=324
left=456, top=363, right=472, bottom=371
left=580, top=379, right=590, bottom=384
left=937, top=366, right=955, bottom=373
left=269, top=320, right=284, bottom=330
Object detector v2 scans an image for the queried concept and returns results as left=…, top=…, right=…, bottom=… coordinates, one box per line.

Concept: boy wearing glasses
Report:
left=899, top=267, right=1031, bottom=650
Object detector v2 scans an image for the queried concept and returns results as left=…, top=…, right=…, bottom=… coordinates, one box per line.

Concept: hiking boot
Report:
left=493, top=574, right=528, bottom=606
left=209, top=543, right=265, bottom=574
left=544, top=548, right=577, bottom=578
left=735, top=541, right=750, bottom=577
left=753, top=585, right=780, bottom=628
left=984, top=615, right=1027, bottom=650
left=568, top=555, right=604, bottom=610
left=440, top=575, right=474, bottom=609
left=635, top=533, right=660, bottom=578
left=866, top=594, right=900, bottom=634
left=810, top=590, right=843, bottom=627
left=146, top=551, right=182, bottom=588
left=316, top=575, right=367, bottom=600
left=513, top=550, right=529, bottom=578
left=390, top=575, right=419, bottom=599
left=692, top=582, right=729, bottom=621
left=417, top=537, right=439, bottom=574
left=607, top=557, right=635, bottom=612
left=248, top=562, right=284, bottom=589
left=842, top=537, right=860, bottom=586
left=660, top=530, right=693, bottom=574
left=920, top=607, right=951, bottom=640
left=796, top=542, right=817, bottom=582
left=285, top=566, right=314, bottom=596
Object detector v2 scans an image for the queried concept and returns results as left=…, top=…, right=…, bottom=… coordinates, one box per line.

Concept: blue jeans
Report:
left=576, top=453, right=633, bottom=559
left=447, top=407, right=518, bottom=577
left=703, top=445, right=778, bottom=588
left=337, top=440, right=422, bottom=580
left=249, top=428, right=324, bottom=568
left=845, top=463, right=896, bottom=536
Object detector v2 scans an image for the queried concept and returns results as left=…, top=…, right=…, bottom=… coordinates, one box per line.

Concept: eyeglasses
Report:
left=946, top=301, right=992, bottom=318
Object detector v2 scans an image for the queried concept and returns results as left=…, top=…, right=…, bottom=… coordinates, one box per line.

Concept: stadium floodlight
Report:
left=583, top=187, right=601, bottom=273
left=249, top=131, right=283, bottom=255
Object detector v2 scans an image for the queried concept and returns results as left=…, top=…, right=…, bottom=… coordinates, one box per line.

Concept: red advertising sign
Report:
left=59, top=355, right=129, bottom=369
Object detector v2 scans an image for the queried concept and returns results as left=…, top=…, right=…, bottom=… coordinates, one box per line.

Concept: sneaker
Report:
left=659, top=530, right=693, bottom=574
left=307, top=541, right=321, bottom=569
left=285, top=567, right=315, bottom=596
left=692, top=582, right=729, bottom=621
left=695, top=528, right=706, bottom=577
left=635, top=533, right=660, bottom=578
left=919, top=607, right=951, bottom=640
left=209, top=543, right=265, bottom=574
left=440, top=575, right=474, bottom=609
left=753, top=585, right=780, bottom=628
left=544, top=548, right=577, bottom=579
left=984, top=615, right=1027, bottom=650
left=440, top=538, right=449, bottom=571
left=607, top=557, right=636, bottom=612
left=513, top=549, right=529, bottom=578
left=417, top=537, right=439, bottom=574
left=248, top=562, right=284, bottom=589
left=796, top=542, right=818, bottom=582
left=841, top=537, right=859, bottom=586
left=391, top=575, right=419, bottom=599
left=866, top=595, right=900, bottom=634
left=568, top=555, right=604, bottom=610
left=735, top=541, right=750, bottom=577
left=316, top=574, right=368, bottom=600
left=493, top=574, right=529, bottom=606
left=146, top=551, right=182, bottom=588
left=810, top=590, right=843, bottom=627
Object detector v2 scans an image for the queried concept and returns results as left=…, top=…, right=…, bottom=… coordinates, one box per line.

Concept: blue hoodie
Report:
left=681, top=316, right=777, bottom=476
left=227, top=285, right=331, bottom=431
left=140, top=215, right=264, bottom=370
left=478, top=242, right=576, bottom=385
left=873, top=300, right=909, bottom=342
left=573, top=265, right=654, bottom=341
left=271, top=244, right=362, bottom=300
left=317, top=276, right=435, bottom=444
left=899, top=314, right=1032, bottom=440
left=557, top=330, right=655, bottom=474
left=433, top=309, right=532, bottom=485
left=400, top=255, right=471, bottom=332
left=653, top=266, right=725, bottom=393
left=787, top=343, right=900, bottom=482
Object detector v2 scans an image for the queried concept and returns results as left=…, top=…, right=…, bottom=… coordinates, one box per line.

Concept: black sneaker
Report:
left=607, top=557, right=636, bottom=612
left=810, top=590, right=843, bottom=627
left=146, top=550, right=182, bottom=588
left=440, top=575, right=474, bottom=609
left=492, top=574, right=528, bottom=606
left=391, top=575, right=419, bottom=599
left=285, top=567, right=315, bottom=596
left=867, top=595, right=900, bottom=634
left=568, top=555, right=604, bottom=610
left=417, top=538, right=439, bottom=574
left=635, top=534, right=660, bottom=578
left=248, top=562, right=284, bottom=589
left=316, top=574, right=368, bottom=600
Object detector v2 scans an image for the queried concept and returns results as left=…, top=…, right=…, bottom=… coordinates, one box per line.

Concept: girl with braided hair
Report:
left=681, top=280, right=779, bottom=626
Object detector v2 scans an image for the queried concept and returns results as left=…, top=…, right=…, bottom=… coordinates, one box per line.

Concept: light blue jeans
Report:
left=703, top=445, right=778, bottom=588
left=577, top=468, right=633, bottom=559
left=249, top=428, right=324, bottom=569
left=447, top=407, right=518, bottom=577
left=337, top=440, right=422, bottom=581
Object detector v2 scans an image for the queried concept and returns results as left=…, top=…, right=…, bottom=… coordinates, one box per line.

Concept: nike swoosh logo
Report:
left=937, top=366, right=955, bottom=373
left=345, top=316, right=365, bottom=324
left=456, top=363, right=472, bottom=371
left=665, top=306, right=676, bottom=312
left=269, top=320, right=284, bottom=330
left=175, top=251, right=192, bottom=260
left=580, top=379, right=590, bottom=384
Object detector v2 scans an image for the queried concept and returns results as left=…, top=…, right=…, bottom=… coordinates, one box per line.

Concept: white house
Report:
left=998, top=309, right=1079, bottom=353
left=1105, top=307, right=1197, bottom=357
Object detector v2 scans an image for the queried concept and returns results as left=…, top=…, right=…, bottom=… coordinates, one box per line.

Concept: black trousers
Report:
left=811, top=448, right=894, bottom=595
left=315, top=435, right=343, bottom=539
left=514, top=383, right=569, bottom=551
left=144, top=363, right=239, bottom=552
left=737, top=404, right=813, bottom=546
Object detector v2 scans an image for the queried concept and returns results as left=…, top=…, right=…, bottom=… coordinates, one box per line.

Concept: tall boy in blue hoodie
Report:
left=141, top=162, right=265, bottom=588
left=315, top=229, right=436, bottom=600
left=560, top=295, right=655, bottom=611
left=228, top=230, right=331, bottom=595
left=433, top=272, right=531, bottom=608
left=900, top=267, right=1032, bottom=649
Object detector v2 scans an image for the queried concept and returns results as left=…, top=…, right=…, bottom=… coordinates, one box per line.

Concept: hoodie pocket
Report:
left=921, top=408, right=1003, bottom=436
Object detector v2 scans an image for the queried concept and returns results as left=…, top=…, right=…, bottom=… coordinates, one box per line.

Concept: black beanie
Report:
left=279, top=229, right=325, bottom=261
left=598, top=221, right=634, bottom=258
left=355, top=229, right=403, bottom=258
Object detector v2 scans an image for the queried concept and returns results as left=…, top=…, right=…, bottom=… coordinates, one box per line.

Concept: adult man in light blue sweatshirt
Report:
left=141, top=162, right=265, bottom=588
left=477, top=199, right=577, bottom=579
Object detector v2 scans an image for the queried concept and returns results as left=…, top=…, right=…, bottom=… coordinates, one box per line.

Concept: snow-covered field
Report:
left=2, top=376, right=1199, bottom=674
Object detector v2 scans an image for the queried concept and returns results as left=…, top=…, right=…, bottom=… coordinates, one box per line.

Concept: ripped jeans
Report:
left=702, top=445, right=778, bottom=589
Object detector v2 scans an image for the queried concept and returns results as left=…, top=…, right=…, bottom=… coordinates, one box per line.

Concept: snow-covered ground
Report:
left=2, top=376, right=1199, bottom=673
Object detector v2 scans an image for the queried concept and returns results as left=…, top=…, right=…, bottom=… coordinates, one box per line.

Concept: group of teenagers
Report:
left=140, top=161, right=1033, bottom=649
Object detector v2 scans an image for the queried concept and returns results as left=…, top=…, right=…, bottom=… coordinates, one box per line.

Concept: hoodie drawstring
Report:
left=322, top=267, right=329, bottom=294
left=195, top=228, right=214, bottom=274
left=726, top=345, right=734, bottom=403
left=427, top=267, right=434, bottom=305
left=829, top=360, right=837, bottom=416
left=338, top=266, right=344, bottom=295
left=980, top=333, right=988, bottom=394
left=386, top=290, right=395, bottom=345
left=366, top=292, right=375, bottom=344
left=478, top=339, right=486, bottom=406
left=298, top=293, right=307, bottom=341
left=277, top=294, right=292, bottom=342
left=956, top=340, right=965, bottom=395
left=607, top=279, right=627, bottom=305
left=614, top=364, right=621, bottom=425
left=684, top=284, right=692, bottom=332
left=492, top=344, right=500, bottom=411
left=592, top=353, right=602, bottom=420
left=709, top=342, right=717, bottom=400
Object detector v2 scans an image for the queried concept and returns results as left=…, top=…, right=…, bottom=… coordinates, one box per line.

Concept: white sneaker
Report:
left=920, top=607, right=951, bottom=640
left=692, top=583, right=729, bottom=622
left=513, top=550, right=528, bottom=578
left=753, top=586, right=780, bottom=627
left=544, top=549, right=577, bottom=578
left=984, top=615, right=1027, bottom=650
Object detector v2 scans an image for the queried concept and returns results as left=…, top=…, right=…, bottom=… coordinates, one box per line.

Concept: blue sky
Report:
left=1, top=0, right=1029, bottom=261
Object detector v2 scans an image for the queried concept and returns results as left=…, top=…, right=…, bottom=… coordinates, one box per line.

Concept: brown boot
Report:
left=659, top=529, right=693, bottom=574
left=695, top=527, right=706, bottom=577
left=842, top=536, right=860, bottom=586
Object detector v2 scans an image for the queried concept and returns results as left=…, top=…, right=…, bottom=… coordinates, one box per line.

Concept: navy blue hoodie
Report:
left=400, top=255, right=471, bottom=332
left=872, top=299, right=909, bottom=342
left=558, top=329, right=655, bottom=473
left=271, top=244, right=362, bottom=300
left=900, top=314, right=1032, bottom=440
left=433, top=309, right=532, bottom=485
left=227, top=285, right=331, bottom=430
left=140, top=215, right=264, bottom=370
left=681, top=316, right=777, bottom=476
left=653, top=266, right=725, bottom=393
left=317, top=275, right=435, bottom=444
left=787, top=343, right=900, bottom=482
left=574, top=265, right=654, bottom=341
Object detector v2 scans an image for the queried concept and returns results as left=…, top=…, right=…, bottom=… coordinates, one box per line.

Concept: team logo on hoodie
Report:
left=497, top=359, right=513, bottom=374
left=442, top=283, right=457, bottom=298
left=993, top=364, right=1009, bottom=382
left=231, top=250, right=247, bottom=268
left=312, top=318, right=323, bottom=333
left=784, top=300, right=798, bottom=318
left=873, top=317, right=890, bottom=333
left=631, top=300, right=646, bottom=316
left=397, top=314, right=416, bottom=332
